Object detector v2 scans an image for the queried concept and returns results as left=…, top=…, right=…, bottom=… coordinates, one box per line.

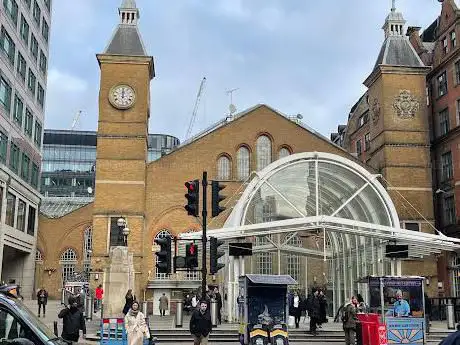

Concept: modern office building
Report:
left=0, top=0, right=51, bottom=297
left=40, top=129, right=180, bottom=198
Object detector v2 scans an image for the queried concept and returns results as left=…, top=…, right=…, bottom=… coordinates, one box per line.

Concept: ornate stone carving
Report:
left=371, top=98, right=380, bottom=124
left=393, top=90, right=420, bottom=119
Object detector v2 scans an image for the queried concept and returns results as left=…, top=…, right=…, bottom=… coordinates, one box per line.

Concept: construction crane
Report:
left=71, top=110, right=82, bottom=131
left=185, top=77, right=207, bottom=140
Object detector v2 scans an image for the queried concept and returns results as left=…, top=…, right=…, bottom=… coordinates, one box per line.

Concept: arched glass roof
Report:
left=227, top=152, right=398, bottom=229
left=240, top=153, right=396, bottom=228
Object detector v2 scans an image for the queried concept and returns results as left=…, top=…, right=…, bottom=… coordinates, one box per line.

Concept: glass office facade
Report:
left=41, top=130, right=179, bottom=197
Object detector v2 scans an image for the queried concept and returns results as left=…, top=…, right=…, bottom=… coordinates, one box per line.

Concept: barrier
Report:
left=357, top=313, right=387, bottom=345
left=99, top=317, right=154, bottom=345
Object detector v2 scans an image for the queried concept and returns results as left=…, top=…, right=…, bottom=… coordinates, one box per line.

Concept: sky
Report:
left=45, top=0, right=441, bottom=142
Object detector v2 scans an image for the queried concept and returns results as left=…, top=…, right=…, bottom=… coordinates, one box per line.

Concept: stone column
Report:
left=104, top=246, right=135, bottom=316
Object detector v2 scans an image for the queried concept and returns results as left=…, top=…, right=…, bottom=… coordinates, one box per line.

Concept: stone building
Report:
left=34, top=0, right=453, bottom=315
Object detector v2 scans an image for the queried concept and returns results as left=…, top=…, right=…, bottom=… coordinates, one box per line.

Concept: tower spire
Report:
left=119, top=0, right=139, bottom=25
left=382, top=0, right=406, bottom=38
left=103, top=0, right=147, bottom=56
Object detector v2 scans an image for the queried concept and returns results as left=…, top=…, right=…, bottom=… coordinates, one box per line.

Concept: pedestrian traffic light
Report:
left=155, top=236, right=172, bottom=274
left=211, top=181, right=226, bottom=218
left=185, top=243, right=199, bottom=268
left=184, top=180, right=200, bottom=217
left=210, top=237, right=225, bottom=274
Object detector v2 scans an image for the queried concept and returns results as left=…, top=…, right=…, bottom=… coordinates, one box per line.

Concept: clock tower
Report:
left=91, top=0, right=154, bottom=310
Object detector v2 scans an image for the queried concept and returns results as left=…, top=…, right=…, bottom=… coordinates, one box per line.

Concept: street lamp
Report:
left=117, top=218, right=129, bottom=246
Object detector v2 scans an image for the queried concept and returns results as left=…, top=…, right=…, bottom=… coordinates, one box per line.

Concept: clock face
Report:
left=109, top=85, right=136, bottom=109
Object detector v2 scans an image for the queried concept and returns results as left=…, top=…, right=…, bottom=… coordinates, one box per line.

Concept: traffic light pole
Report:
left=201, top=171, right=208, bottom=298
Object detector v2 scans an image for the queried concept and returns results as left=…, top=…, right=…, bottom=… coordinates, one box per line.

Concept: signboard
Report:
left=386, top=318, right=424, bottom=345
left=369, top=277, right=424, bottom=318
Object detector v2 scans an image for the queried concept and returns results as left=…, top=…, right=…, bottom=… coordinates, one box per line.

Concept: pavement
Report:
left=20, top=299, right=454, bottom=345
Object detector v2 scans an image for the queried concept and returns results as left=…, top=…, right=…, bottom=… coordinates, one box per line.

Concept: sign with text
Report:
left=386, top=317, right=424, bottom=345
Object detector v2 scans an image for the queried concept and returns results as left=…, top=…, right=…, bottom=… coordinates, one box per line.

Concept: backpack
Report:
left=341, top=306, right=349, bottom=323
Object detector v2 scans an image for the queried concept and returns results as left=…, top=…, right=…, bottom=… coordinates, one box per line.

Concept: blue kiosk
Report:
left=238, top=274, right=297, bottom=345
left=364, top=276, right=426, bottom=345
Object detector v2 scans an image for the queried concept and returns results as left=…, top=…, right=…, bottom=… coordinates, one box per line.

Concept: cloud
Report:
left=47, top=69, right=88, bottom=93
left=45, top=0, right=443, bottom=140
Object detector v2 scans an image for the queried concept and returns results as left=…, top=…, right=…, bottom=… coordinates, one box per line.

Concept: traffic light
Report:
left=155, top=236, right=172, bottom=274
left=185, top=243, right=199, bottom=268
left=184, top=180, right=200, bottom=217
left=211, top=181, right=226, bottom=217
left=210, top=237, right=225, bottom=274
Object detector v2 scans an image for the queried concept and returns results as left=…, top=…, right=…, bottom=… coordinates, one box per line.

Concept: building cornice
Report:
left=96, top=54, right=155, bottom=79
left=364, top=65, right=431, bottom=88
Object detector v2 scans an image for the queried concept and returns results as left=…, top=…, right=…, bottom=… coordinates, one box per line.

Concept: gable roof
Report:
left=161, top=103, right=354, bottom=160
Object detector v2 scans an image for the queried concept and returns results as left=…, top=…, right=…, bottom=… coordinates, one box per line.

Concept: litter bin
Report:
left=176, top=300, right=183, bottom=328
left=210, top=299, right=218, bottom=327
left=447, top=300, right=455, bottom=330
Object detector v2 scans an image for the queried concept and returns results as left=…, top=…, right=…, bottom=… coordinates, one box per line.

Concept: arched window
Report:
left=35, top=249, right=43, bottom=262
left=154, top=230, right=173, bottom=279
left=217, top=156, right=231, bottom=180
left=237, top=146, right=250, bottom=180
left=284, top=235, right=302, bottom=282
left=256, top=135, right=272, bottom=171
left=60, top=248, right=77, bottom=283
left=83, top=227, right=92, bottom=279
left=278, top=147, right=291, bottom=159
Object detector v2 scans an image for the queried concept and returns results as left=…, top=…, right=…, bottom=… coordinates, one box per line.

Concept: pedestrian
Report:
left=159, top=293, right=169, bottom=316
left=190, top=300, right=212, bottom=345
left=213, top=287, right=223, bottom=324
left=184, top=294, right=192, bottom=315
left=36, top=287, right=48, bottom=318
left=342, top=296, right=358, bottom=345
left=307, top=290, right=320, bottom=335
left=318, top=290, right=328, bottom=327
left=58, top=295, right=87, bottom=343
left=123, top=289, right=136, bottom=315
left=95, top=284, right=103, bottom=312
left=290, top=291, right=301, bottom=328
left=124, top=301, right=150, bottom=345
left=357, top=294, right=368, bottom=313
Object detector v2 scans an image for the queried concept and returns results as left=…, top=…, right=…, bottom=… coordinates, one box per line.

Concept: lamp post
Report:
left=117, top=218, right=130, bottom=247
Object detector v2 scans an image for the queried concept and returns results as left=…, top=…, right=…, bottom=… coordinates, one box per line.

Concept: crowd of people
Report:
left=288, top=288, right=328, bottom=335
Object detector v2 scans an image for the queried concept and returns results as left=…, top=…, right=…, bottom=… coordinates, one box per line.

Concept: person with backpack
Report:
left=342, top=296, right=359, bottom=345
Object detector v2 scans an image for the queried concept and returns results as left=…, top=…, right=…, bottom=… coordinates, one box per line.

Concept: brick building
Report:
left=35, top=0, right=454, bottom=312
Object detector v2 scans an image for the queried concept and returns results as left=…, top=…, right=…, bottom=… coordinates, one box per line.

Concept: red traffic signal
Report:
left=184, top=180, right=200, bottom=217
left=186, top=243, right=198, bottom=268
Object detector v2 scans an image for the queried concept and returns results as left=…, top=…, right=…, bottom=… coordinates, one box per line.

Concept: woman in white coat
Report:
left=124, top=301, right=150, bottom=345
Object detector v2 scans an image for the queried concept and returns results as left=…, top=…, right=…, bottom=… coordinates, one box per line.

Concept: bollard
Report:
left=101, top=303, right=104, bottom=319
left=447, top=300, right=455, bottom=330
left=210, top=298, right=218, bottom=328
left=60, top=289, right=65, bottom=305
left=85, top=294, right=93, bottom=321
left=53, top=321, right=58, bottom=337
left=143, top=301, right=148, bottom=316
left=176, top=300, right=183, bottom=328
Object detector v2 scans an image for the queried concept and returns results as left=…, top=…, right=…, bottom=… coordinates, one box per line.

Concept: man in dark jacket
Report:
left=58, top=296, right=86, bottom=343
left=213, top=287, right=223, bottom=325
left=36, top=288, right=48, bottom=318
left=190, top=300, right=212, bottom=345
left=308, top=290, right=320, bottom=335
